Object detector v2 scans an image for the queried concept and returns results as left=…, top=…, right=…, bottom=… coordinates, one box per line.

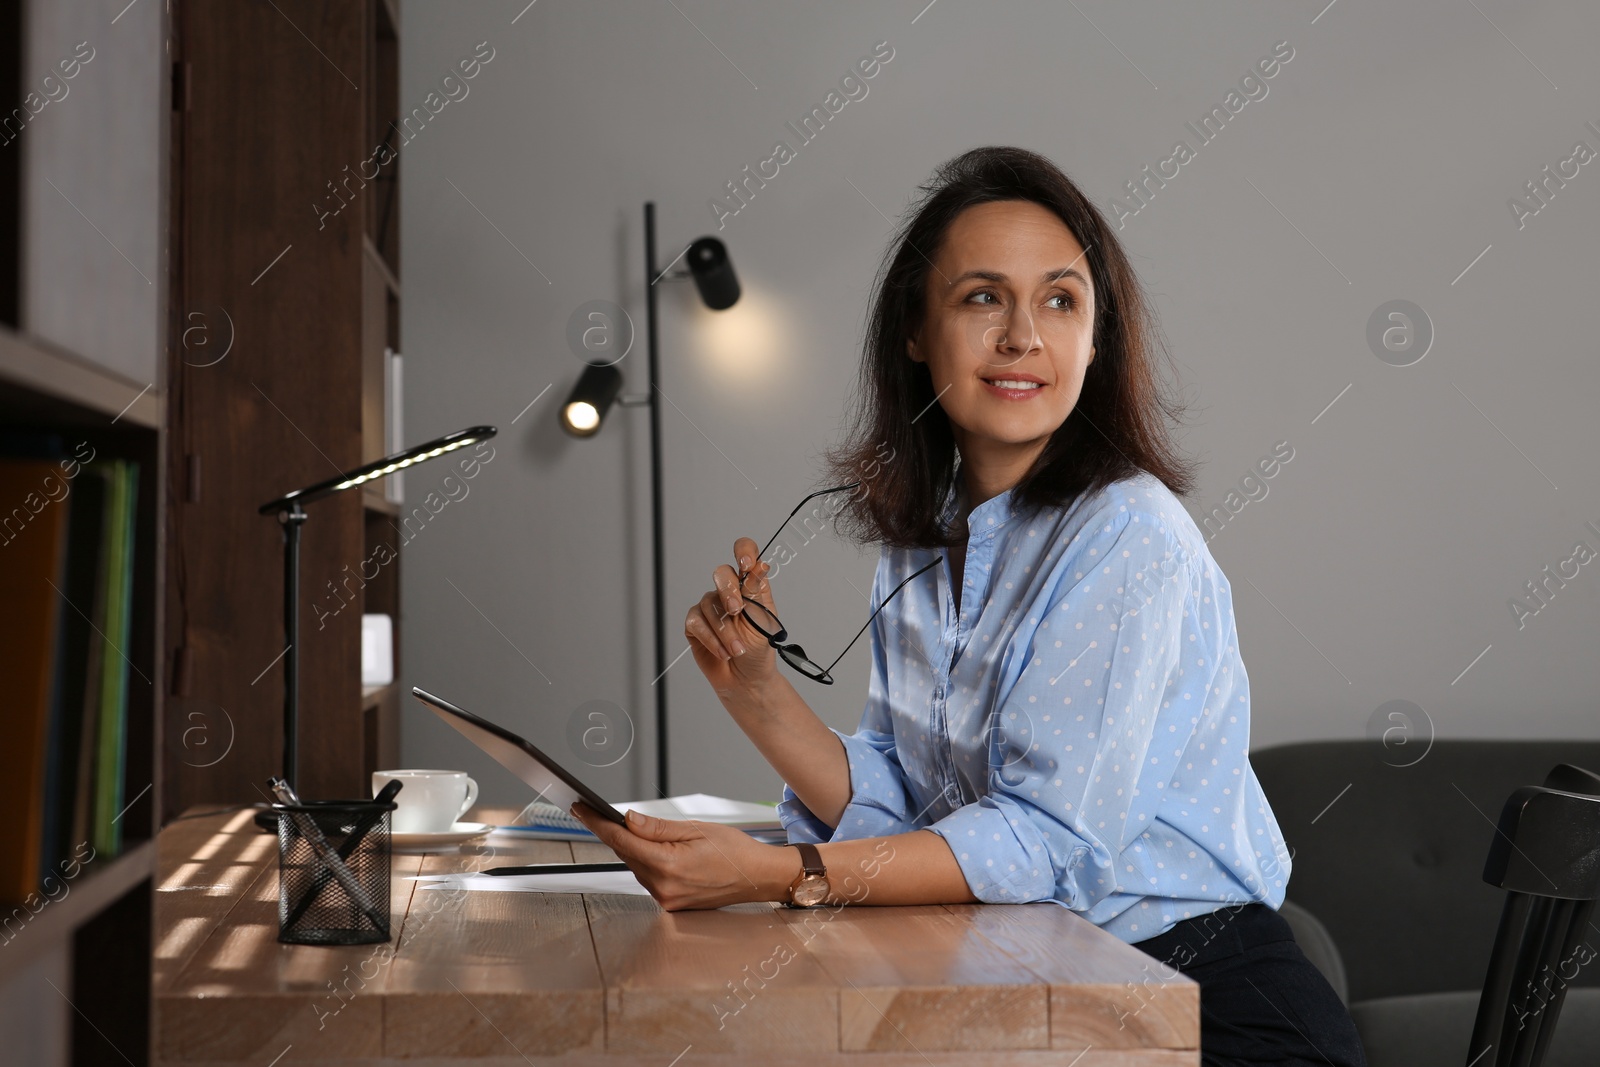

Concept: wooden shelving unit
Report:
left=0, top=292, right=164, bottom=1067
left=3, top=0, right=162, bottom=1063
left=360, top=0, right=404, bottom=786
left=0, top=329, right=165, bottom=1067
left=2, top=4, right=408, bottom=1057
left=164, top=0, right=406, bottom=817
left=362, top=488, right=400, bottom=516
left=0, top=330, right=163, bottom=430
left=0, top=842, right=155, bottom=987
left=0, top=2, right=168, bottom=1061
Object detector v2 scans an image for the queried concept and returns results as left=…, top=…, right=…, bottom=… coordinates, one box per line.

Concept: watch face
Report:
left=791, top=874, right=828, bottom=907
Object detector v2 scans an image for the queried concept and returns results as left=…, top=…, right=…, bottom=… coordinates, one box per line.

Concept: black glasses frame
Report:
left=735, top=483, right=941, bottom=684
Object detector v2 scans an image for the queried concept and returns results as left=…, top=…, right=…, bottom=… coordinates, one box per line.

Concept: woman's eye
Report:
left=968, top=290, right=998, bottom=305
left=1046, top=293, right=1076, bottom=310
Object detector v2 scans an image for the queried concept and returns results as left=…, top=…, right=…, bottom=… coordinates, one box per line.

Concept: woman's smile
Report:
left=978, top=371, right=1049, bottom=400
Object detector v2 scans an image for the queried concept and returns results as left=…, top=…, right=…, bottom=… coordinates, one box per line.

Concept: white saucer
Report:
left=390, top=822, right=493, bottom=853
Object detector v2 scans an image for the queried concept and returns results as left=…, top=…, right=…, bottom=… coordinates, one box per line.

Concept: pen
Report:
left=269, top=777, right=390, bottom=932
left=482, top=862, right=631, bottom=876
left=280, top=778, right=402, bottom=931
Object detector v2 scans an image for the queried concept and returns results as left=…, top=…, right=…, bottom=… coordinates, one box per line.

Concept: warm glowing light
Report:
left=238, top=834, right=275, bottom=862
left=159, top=862, right=205, bottom=892
left=191, top=831, right=230, bottom=862
left=222, top=810, right=257, bottom=832
left=692, top=287, right=786, bottom=392
left=156, top=917, right=210, bottom=959
left=564, top=401, right=600, bottom=433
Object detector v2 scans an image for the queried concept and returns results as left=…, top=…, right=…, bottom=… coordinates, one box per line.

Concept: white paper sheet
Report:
left=615, top=793, right=780, bottom=828
left=412, top=870, right=651, bottom=895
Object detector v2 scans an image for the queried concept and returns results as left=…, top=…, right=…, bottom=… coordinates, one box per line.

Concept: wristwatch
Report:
left=783, top=842, right=830, bottom=908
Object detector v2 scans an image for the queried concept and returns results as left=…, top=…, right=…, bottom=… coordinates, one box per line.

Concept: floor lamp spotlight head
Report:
left=687, top=237, right=740, bottom=310
left=560, top=362, right=624, bottom=437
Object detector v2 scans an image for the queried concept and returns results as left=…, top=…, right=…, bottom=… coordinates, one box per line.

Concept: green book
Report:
left=91, top=461, right=138, bottom=857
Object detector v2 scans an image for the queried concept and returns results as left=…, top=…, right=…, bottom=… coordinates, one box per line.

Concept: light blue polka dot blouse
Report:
left=777, top=470, right=1293, bottom=943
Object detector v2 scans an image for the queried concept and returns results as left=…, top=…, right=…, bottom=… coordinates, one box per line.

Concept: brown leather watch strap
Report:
left=791, top=841, right=824, bottom=876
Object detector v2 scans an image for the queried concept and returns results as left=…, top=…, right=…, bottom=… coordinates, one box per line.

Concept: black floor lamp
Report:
left=256, top=425, right=497, bottom=813
left=560, top=202, right=740, bottom=798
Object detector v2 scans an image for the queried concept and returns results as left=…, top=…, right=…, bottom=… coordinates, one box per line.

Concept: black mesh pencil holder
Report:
left=275, top=798, right=397, bottom=945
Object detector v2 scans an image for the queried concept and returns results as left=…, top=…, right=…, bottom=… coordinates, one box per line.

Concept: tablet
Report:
left=410, top=687, right=628, bottom=826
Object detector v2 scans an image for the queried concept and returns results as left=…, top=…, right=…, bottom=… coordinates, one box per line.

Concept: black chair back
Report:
left=1465, top=766, right=1600, bottom=1067
left=1252, top=740, right=1600, bottom=1002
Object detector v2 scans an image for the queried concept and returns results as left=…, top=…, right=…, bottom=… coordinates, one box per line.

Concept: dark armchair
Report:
left=1251, top=740, right=1600, bottom=1067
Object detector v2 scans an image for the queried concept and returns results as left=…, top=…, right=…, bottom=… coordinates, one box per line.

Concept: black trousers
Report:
left=1130, top=902, right=1368, bottom=1067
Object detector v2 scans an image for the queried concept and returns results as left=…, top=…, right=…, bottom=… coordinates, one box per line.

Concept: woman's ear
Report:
left=907, top=335, right=923, bottom=363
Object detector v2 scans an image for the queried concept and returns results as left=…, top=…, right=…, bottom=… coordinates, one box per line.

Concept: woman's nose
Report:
left=996, top=307, right=1042, bottom=355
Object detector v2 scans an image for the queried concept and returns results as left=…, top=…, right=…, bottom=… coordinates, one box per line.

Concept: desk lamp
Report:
left=257, top=425, right=497, bottom=813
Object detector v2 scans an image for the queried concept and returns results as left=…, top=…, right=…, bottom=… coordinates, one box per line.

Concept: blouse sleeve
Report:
left=777, top=553, right=923, bottom=844
left=925, top=510, right=1197, bottom=909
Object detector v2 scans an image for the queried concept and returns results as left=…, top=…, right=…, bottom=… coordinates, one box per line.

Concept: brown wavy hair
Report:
left=823, top=145, right=1196, bottom=549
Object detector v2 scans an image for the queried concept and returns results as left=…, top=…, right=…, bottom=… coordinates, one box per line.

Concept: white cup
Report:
left=372, top=769, right=479, bottom=833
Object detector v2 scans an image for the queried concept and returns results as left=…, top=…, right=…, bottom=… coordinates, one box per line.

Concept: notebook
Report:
left=497, top=799, right=598, bottom=839
left=496, top=793, right=785, bottom=842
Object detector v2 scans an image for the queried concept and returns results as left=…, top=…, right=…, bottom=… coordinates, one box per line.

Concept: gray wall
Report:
left=399, top=0, right=1600, bottom=810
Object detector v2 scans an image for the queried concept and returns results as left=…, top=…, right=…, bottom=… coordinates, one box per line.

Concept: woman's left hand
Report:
left=569, top=802, right=798, bottom=911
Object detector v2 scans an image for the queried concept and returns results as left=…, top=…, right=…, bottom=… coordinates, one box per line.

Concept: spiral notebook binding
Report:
left=503, top=799, right=595, bottom=836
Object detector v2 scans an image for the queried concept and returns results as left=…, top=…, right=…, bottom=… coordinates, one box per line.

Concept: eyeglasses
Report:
left=735, top=483, right=942, bottom=684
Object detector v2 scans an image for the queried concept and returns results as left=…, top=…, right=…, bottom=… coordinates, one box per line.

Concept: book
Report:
left=70, top=471, right=112, bottom=861
left=90, top=461, right=138, bottom=857
left=497, top=793, right=784, bottom=841
left=0, top=459, right=73, bottom=903
left=40, top=468, right=107, bottom=885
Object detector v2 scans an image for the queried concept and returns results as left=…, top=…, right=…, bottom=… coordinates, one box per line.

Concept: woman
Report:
left=572, top=146, right=1366, bottom=1066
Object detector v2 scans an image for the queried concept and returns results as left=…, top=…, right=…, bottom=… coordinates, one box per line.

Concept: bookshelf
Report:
left=0, top=331, right=163, bottom=1059
left=163, top=0, right=406, bottom=813
left=2, top=4, right=406, bottom=1060
left=0, top=0, right=167, bottom=1060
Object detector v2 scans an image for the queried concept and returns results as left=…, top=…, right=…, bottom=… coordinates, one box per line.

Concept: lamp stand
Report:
left=280, top=502, right=307, bottom=789
left=254, top=501, right=307, bottom=831
left=644, top=201, right=669, bottom=798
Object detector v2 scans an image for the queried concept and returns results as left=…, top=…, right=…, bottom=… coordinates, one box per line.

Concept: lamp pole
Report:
left=568, top=209, right=737, bottom=798
left=644, top=201, right=669, bottom=798
left=279, top=502, right=308, bottom=790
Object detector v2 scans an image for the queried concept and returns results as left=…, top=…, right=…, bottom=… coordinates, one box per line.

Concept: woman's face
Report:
left=908, top=199, right=1096, bottom=457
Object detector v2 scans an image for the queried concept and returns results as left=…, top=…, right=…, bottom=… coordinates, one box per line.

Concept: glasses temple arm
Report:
left=752, top=481, right=862, bottom=565
left=823, top=555, right=942, bottom=673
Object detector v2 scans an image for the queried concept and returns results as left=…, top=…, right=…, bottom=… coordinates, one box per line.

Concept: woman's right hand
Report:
left=686, top=536, right=780, bottom=696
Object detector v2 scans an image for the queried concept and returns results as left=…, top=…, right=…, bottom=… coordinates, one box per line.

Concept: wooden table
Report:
left=154, top=807, right=1198, bottom=1065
